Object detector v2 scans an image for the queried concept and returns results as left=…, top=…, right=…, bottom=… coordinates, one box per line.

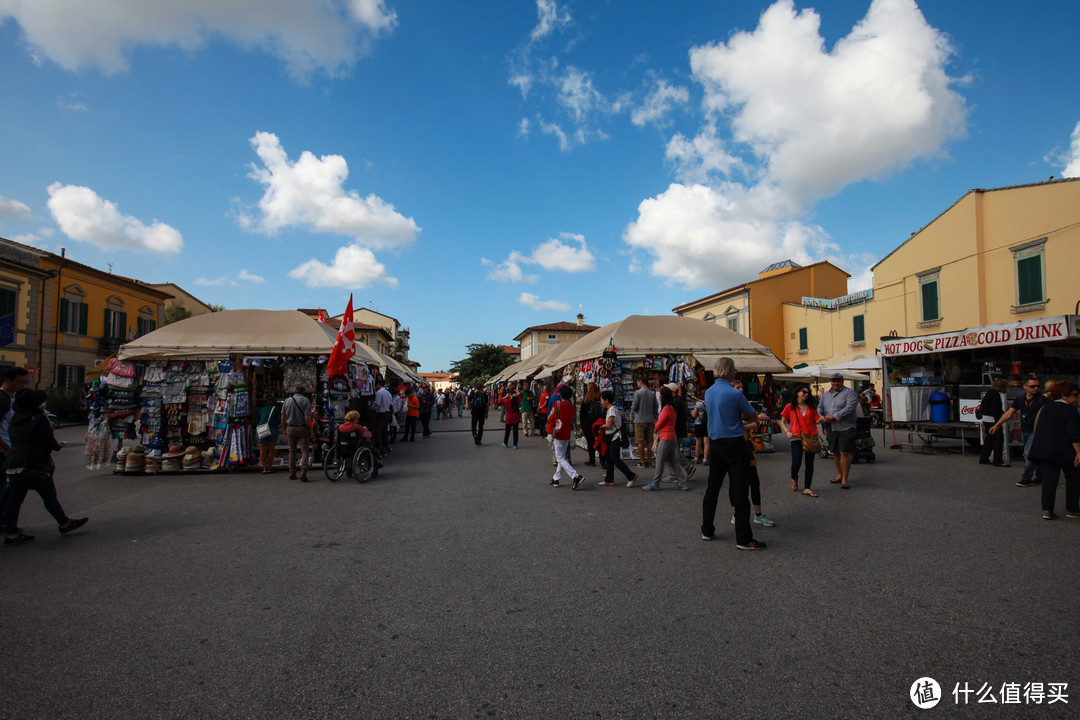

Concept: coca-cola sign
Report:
left=881, top=316, right=1078, bottom=357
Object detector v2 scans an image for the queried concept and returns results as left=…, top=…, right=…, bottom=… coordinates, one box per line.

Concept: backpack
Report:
left=470, top=392, right=486, bottom=413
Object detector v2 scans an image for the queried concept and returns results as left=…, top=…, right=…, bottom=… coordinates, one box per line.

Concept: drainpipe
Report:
left=37, top=268, right=58, bottom=389
left=52, top=249, right=66, bottom=389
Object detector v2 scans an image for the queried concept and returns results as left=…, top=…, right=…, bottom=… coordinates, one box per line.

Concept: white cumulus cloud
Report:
left=625, top=0, right=968, bottom=290
left=0, top=0, right=397, bottom=79
left=486, top=233, right=596, bottom=282
left=239, top=131, right=419, bottom=249
left=0, top=195, right=31, bottom=220
left=47, top=183, right=183, bottom=254
left=518, top=292, right=569, bottom=312
left=631, top=77, right=689, bottom=128
left=289, top=244, right=398, bottom=289
left=1062, top=121, right=1080, bottom=178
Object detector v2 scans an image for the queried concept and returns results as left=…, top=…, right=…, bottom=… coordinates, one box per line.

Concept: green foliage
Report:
left=208, top=303, right=226, bottom=312
left=46, top=386, right=88, bottom=424
left=163, top=303, right=192, bottom=325
left=450, top=343, right=514, bottom=387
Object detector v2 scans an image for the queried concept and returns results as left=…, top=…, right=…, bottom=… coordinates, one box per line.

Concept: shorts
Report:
left=828, top=428, right=857, bottom=454
left=634, top=422, right=655, bottom=446
left=694, top=424, right=708, bottom=438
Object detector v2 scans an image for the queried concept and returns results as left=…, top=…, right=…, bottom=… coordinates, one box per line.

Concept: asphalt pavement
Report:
left=2, top=416, right=1077, bottom=719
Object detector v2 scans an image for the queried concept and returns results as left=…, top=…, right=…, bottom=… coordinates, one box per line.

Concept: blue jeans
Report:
left=790, top=439, right=816, bottom=489
left=1021, top=431, right=1038, bottom=482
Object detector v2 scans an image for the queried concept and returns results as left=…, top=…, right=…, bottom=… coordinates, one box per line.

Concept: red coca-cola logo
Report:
left=960, top=405, right=976, bottom=416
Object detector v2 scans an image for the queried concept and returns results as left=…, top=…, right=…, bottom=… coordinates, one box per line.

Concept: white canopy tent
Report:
left=773, top=365, right=869, bottom=382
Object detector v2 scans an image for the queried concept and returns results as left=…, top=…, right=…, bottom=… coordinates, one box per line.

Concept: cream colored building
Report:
left=673, top=260, right=850, bottom=365
left=515, top=314, right=599, bottom=361
left=149, top=282, right=213, bottom=318
left=332, top=306, right=411, bottom=362
left=780, top=177, right=1080, bottom=366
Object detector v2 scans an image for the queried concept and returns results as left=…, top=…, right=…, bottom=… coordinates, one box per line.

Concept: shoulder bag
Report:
left=796, top=407, right=821, bottom=454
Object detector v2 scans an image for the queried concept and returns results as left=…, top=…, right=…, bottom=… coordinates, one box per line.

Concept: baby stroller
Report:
left=852, top=416, right=876, bottom=464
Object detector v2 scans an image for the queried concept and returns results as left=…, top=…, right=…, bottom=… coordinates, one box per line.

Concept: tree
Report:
left=450, top=343, right=514, bottom=387
left=208, top=303, right=226, bottom=312
left=163, top=303, right=192, bottom=326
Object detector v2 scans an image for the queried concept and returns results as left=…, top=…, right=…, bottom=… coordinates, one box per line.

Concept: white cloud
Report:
left=289, top=244, right=398, bottom=289
left=518, top=292, right=569, bottom=312
left=195, top=276, right=230, bottom=287
left=481, top=253, right=539, bottom=284
left=625, top=0, right=968, bottom=290
left=666, top=124, right=741, bottom=184
left=530, top=233, right=595, bottom=272
left=531, top=0, right=571, bottom=43
left=238, top=131, right=419, bottom=249
left=1063, top=121, right=1080, bottom=178
left=238, top=269, right=265, bottom=284
left=631, top=77, right=690, bottom=128
left=47, top=182, right=183, bottom=254
left=0, top=0, right=396, bottom=79
left=486, top=233, right=596, bottom=282
left=517, top=117, right=531, bottom=138
left=56, top=92, right=88, bottom=112
left=0, top=195, right=31, bottom=220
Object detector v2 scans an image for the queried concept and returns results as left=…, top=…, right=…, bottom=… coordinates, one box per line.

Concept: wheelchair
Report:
left=323, top=428, right=377, bottom=483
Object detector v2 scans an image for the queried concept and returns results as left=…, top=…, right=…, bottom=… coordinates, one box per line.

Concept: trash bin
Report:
left=929, top=391, right=949, bottom=423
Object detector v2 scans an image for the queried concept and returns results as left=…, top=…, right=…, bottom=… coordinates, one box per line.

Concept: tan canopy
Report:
left=551, top=314, right=790, bottom=373
left=117, top=309, right=421, bottom=382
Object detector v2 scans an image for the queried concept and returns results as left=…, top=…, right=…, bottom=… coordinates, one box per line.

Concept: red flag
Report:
left=317, top=308, right=330, bottom=324
left=326, top=295, right=355, bottom=378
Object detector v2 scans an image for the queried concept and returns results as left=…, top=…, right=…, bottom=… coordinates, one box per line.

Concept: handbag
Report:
left=553, top=401, right=564, bottom=434
left=796, top=408, right=821, bottom=453
left=257, top=407, right=277, bottom=441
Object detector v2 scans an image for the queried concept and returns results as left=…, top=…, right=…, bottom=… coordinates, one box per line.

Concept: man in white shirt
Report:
left=373, top=378, right=393, bottom=454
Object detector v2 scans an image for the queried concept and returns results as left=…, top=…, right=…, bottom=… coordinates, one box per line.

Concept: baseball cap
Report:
left=829, top=373, right=844, bottom=381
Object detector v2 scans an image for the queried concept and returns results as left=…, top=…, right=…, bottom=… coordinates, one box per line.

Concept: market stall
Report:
left=86, top=309, right=409, bottom=474
left=879, top=315, right=1080, bottom=455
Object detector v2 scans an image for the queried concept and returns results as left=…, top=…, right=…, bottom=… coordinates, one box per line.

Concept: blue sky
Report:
left=1, top=0, right=1078, bottom=371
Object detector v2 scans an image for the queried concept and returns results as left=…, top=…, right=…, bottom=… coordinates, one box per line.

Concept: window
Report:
left=0, top=287, right=15, bottom=319
left=58, top=364, right=85, bottom=389
left=547, top=334, right=557, bottom=342
left=727, top=317, right=738, bottom=333
left=1013, top=240, right=1046, bottom=307
left=918, top=269, right=940, bottom=323
left=137, top=317, right=156, bottom=336
left=59, top=298, right=89, bottom=335
left=852, top=314, right=865, bottom=344
left=104, top=308, right=128, bottom=339
left=798, top=327, right=808, bottom=351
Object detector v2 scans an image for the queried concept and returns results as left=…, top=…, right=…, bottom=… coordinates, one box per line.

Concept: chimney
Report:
left=576, top=313, right=584, bottom=326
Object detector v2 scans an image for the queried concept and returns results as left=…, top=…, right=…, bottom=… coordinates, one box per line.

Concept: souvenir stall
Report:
left=879, top=315, right=1080, bottom=454
left=534, top=315, right=789, bottom=459
left=87, top=309, right=399, bottom=474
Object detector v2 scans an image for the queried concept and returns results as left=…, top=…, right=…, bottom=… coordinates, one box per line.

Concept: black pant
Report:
left=583, top=422, right=597, bottom=463
left=471, top=413, right=485, bottom=444
left=1039, top=460, right=1080, bottom=514
left=375, top=411, right=392, bottom=452
left=702, top=437, right=754, bottom=544
left=3, top=469, right=69, bottom=534
left=605, top=437, right=636, bottom=483
left=503, top=423, right=519, bottom=446
left=979, top=422, right=1003, bottom=464
left=404, top=416, right=417, bottom=441
left=420, top=410, right=432, bottom=437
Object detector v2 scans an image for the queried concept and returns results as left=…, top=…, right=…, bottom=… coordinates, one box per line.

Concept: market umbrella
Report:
left=773, top=365, right=868, bottom=381
left=532, top=339, right=585, bottom=379
left=505, top=344, right=565, bottom=382
left=821, top=356, right=883, bottom=373
left=551, top=314, right=790, bottom=372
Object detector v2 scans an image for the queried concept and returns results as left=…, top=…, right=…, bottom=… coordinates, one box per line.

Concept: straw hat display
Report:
left=181, top=446, right=202, bottom=470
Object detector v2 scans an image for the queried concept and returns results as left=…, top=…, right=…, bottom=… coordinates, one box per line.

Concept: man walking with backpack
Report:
left=469, top=385, right=488, bottom=445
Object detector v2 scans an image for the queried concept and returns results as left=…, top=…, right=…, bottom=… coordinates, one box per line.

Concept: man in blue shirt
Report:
left=818, top=373, right=859, bottom=488
left=702, top=357, right=766, bottom=550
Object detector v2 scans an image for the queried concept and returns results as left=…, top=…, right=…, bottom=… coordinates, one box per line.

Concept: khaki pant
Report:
left=285, top=426, right=311, bottom=476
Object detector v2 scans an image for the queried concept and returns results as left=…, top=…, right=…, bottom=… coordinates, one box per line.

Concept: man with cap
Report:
left=282, top=385, right=314, bottom=481
left=818, top=373, right=860, bottom=489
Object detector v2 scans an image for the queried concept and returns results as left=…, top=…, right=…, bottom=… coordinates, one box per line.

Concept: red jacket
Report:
left=546, top=398, right=575, bottom=440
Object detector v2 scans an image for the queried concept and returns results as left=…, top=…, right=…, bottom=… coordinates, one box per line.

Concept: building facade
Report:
left=673, top=260, right=850, bottom=365
left=780, top=177, right=1080, bottom=366
left=514, top=314, right=599, bottom=361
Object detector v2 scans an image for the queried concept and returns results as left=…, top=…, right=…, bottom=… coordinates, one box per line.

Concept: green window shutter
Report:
left=921, top=281, right=939, bottom=321
left=79, top=303, right=88, bottom=335
left=120, top=311, right=128, bottom=338
left=853, top=315, right=865, bottom=343
left=60, top=298, right=70, bottom=331
left=1017, top=256, right=1043, bottom=305
left=799, top=327, right=808, bottom=351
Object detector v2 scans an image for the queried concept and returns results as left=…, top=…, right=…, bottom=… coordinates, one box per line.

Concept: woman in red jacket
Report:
left=642, top=386, right=688, bottom=491
left=547, top=384, right=583, bottom=490
left=497, top=383, right=523, bottom=448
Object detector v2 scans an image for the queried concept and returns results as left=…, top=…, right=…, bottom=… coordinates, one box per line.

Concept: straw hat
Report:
left=164, top=445, right=185, bottom=459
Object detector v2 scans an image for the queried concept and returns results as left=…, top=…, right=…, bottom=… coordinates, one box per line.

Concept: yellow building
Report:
left=781, top=177, right=1080, bottom=368
left=673, top=260, right=849, bottom=364
left=515, top=314, right=599, bottom=361
left=0, top=242, right=54, bottom=374
left=0, top=238, right=173, bottom=389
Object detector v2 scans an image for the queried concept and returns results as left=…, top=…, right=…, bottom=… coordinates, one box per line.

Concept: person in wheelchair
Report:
left=336, top=411, right=379, bottom=478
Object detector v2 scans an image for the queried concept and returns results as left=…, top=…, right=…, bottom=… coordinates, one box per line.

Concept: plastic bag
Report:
left=85, top=415, right=113, bottom=470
